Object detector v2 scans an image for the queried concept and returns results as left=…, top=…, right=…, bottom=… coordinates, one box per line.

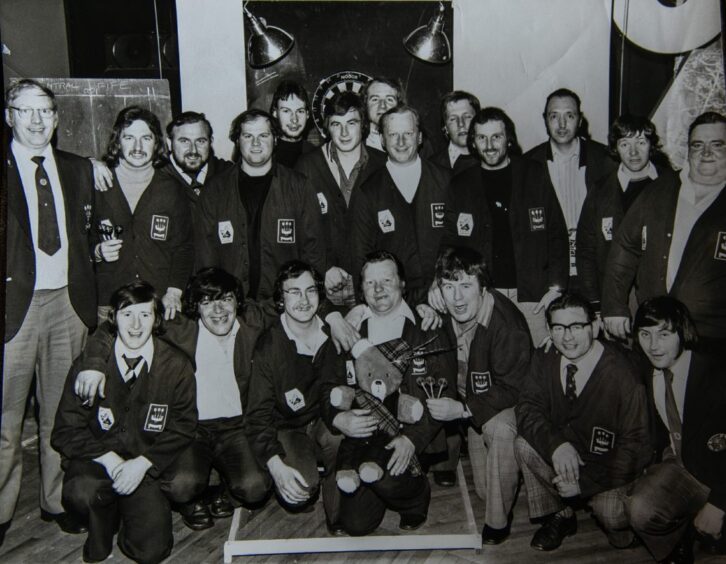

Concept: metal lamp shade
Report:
left=403, top=3, right=451, bottom=64
left=244, top=8, right=295, bottom=68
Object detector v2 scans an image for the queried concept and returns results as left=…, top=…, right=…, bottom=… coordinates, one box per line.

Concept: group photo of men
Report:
left=1, top=1, right=725, bottom=564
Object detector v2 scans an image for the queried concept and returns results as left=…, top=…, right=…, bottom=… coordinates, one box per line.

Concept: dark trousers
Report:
left=161, top=416, right=270, bottom=507
left=62, top=460, right=172, bottom=564
left=626, top=460, right=710, bottom=560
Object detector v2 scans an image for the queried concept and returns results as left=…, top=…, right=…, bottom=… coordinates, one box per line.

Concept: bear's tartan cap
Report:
left=375, top=335, right=454, bottom=376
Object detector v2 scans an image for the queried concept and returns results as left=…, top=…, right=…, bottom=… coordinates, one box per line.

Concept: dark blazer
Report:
left=601, top=174, right=726, bottom=340
left=5, top=147, right=97, bottom=341
left=644, top=351, right=726, bottom=511
left=159, top=156, right=234, bottom=209
left=449, top=157, right=569, bottom=301
left=428, top=147, right=478, bottom=177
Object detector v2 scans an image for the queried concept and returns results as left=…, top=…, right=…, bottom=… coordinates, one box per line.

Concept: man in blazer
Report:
left=1, top=79, right=97, bottom=543
left=627, top=297, right=726, bottom=563
left=428, top=91, right=480, bottom=176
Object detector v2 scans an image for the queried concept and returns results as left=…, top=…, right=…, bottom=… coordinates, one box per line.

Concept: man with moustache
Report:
left=1, top=79, right=96, bottom=544
left=295, top=91, right=385, bottom=306
left=196, top=109, right=326, bottom=300
left=93, top=106, right=194, bottom=322
left=525, top=89, right=616, bottom=288
left=271, top=80, right=316, bottom=168
left=577, top=115, right=673, bottom=312
left=437, top=107, right=568, bottom=345
left=602, top=112, right=726, bottom=352
left=429, top=91, right=481, bottom=175
left=349, top=105, right=454, bottom=306
left=627, top=297, right=726, bottom=563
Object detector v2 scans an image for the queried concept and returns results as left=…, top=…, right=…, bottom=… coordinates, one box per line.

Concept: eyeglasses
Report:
left=550, top=321, right=591, bottom=336
left=9, top=106, right=56, bottom=119
left=283, top=287, right=319, bottom=300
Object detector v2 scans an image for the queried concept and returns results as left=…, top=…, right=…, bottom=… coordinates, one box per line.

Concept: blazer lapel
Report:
left=6, top=152, right=34, bottom=241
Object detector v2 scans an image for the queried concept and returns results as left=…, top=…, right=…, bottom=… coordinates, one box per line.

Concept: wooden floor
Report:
left=1, top=421, right=723, bottom=563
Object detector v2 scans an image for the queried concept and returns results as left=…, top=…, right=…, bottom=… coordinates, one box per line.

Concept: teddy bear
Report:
left=330, top=336, right=445, bottom=493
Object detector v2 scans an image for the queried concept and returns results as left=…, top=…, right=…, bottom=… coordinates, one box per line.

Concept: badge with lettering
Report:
left=378, top=209, right=395, bottom=233
left=412, top=357, right=427, bottom=376
left=218, top=221, right=234, bottom=244
left=277, top=219, right=296, bottom=244
left=471, top=371, right=491, bottom=394
left=431, top=203, right=445, bottom=228
left=590, top=426, right=615, bottom=454
left=97, top=407, right=114, bottom=431
left=457, top=213, right=473, bottom=236
left=150, top=215, right=169, bottom=241
left=641, top=225, right=647, bottom=250
left=345, top=360, right=356, bottom=385
left=714, top=232, right=726, bottom=261
left=285, top=388, right=305, bottom=412
left=601, top=217, right=613, bottom=241
left=144, top=403, right=168, bottom=432
left=317, top=192, right=329, bottom=215
left=707, top=433, right=726, bottom=452
left=528, top=207, right=546, bottom=231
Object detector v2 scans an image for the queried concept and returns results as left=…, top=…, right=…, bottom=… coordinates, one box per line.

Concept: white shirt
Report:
left=653, top=350, right=691, bottom=429
left=386, top=156, right=422, bottom=204
left=547, top=138, right=587, bottom=231
left=171, top=158, right=208, bottom=187
left=281, top=314, right=328, bottom=357
left=356, top=300, right=416, bottom=345
left=11, top=140, right=69, bottom=290
left=366, top=127, right=384, bottom=152
left=667, top=167, right=725, bottom=291
left=616, top=161, right=658, bottom=191
left=114, top=337, right=154, bottom=383
left=447, top=142, right=469, bottom=168
left=559, top=340, right=604, bottom=397
left=195, top=320, right=243, bottom=420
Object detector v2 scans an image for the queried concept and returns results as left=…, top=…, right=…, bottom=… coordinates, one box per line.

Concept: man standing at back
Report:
left=270, top=80, right=316, bottom=168
left=429, top=91, right=480, bottom=176
left=1, top=79, right=96, bottom=543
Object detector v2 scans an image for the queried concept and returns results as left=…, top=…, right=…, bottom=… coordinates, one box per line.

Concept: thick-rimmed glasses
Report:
left=9, top=106, right=56, bottom=119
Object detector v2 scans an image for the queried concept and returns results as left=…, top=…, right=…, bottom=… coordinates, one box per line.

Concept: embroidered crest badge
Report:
left=317, top=192, right=329, bottom=215
left=144, top=404, right=168, bottom=432
left=150, top=215, right=169, bottom=241
left=277, top=219, right=296, bottom=243
left=412, top=357, right=427, bottom=376
left=378, top=209, right=395, bottom=233
left=431, top=203, right=445, bottom=228
left=285, top=388, right=306, bottom=412
left=457, top=213, right=473, bottom=236
left=97, top=407, right=114, bottom=431
left=714, top=232, right=726, bottom=261
left=590, top=426, right=615, bottom=454
left=218, top=221, right=234, bottom=244
left=528, top=207, right=546, bottom=231
left=471, top=371, right=491, bottom=394
left=601, top=217, right=613, bottom=241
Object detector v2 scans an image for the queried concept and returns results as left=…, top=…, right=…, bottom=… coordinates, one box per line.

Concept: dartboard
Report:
left=311, top=70, right=372, bottom=139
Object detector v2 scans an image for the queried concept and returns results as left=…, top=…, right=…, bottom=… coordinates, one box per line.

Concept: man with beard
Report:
left=295, top=91, right=385, bottom=306
left=429, top=91, right=480, bottom=176
left=525, top=89, right=616, bottom=290
left=271, top=80, right=316, bottom=168
left=93, top=106, right=194, bottom=322
left=437, top=107, right=568, bottom=345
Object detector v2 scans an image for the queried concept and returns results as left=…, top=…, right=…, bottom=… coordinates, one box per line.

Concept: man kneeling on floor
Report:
left=51, top=282, right=197, bottom=563
left=73, top=268, right=273, bottom=531
left=515, top=292, right=650, bottom=552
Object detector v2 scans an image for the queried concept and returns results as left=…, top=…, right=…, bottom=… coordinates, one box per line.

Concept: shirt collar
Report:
left=451, top=291, right=494, bottom=338
left=171, top=157, right=208, bottom=185
left=114, top=336, right=154, bottom=378
left=550, top=137, right=581, bottom=161
left=11, top=138, right=54, bottom=162
left=655, top=349, right=692, bottom=381
left=359, top=299, right=416, bottom=325
left=617, top=161, right=658, bottom=191
left=448, top=141, right=469, bottom=163
left=280, top=314, right=328, bottom=356
left=559, top=339, right=603, bottom=377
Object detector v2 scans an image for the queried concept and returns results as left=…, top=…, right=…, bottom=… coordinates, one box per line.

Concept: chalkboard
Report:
left=33, top=78, right=173, bottom=159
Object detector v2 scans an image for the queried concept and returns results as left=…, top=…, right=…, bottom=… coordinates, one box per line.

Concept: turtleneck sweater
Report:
left=116, top=159, right=154, bottom=213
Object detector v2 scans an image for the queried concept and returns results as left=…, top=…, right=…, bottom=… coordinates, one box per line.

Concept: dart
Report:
left=436, top=378, right=448, bottom=398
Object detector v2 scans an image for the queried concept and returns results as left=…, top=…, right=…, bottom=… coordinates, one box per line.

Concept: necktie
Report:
left=31, top=156, right=61, bottom=255
left=565, top=363, right=578, bottom=402
left=190, top=178, right=202, bottom=197
left=663, top=368, right=683, bottom=464
left=123, top=355, right=143, bottom=389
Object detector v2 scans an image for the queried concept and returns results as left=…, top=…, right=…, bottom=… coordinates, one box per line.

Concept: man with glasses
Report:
left=1, top=79, right=97, bottom=543
left=515, top=293, right=650, bottom=552
left=602, top=112, right=726, bottom=352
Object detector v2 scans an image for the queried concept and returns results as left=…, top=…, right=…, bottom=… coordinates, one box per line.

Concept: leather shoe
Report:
left=180, top=502, right=214, bottom=531
left=326, top=520, right=346, bottom=537
left=659, top=539, right=694, bottom=564
left=209, top=489, right=234, bottom=519
left=40, top=509, right=87, bottom=534
left=530, top=512, right=577, bottom=551
left=433, top=470, right=456, bottom=487
left=482, top=523, right=510, bottom=545
left=399, top=513, right=427, bottom=531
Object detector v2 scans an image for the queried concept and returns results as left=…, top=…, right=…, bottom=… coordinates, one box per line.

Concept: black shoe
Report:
left=399, top=513, right=427, bottom=531
left=326, top=520, right=346, bottom=537
left=0, top=520, right=10, bottom=547
left=482, top=522, right=511, bottom=545
left=530, top=512, right=577, bottom=551
left=180, top=502, right=214, bottom=531
left=660, top=539, right=694, bottom=564
left=433, top=470, right=456, bottom=487
left=209, top=489, right=234, bottom=519
left=40, top=509, right=88, bottom=534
